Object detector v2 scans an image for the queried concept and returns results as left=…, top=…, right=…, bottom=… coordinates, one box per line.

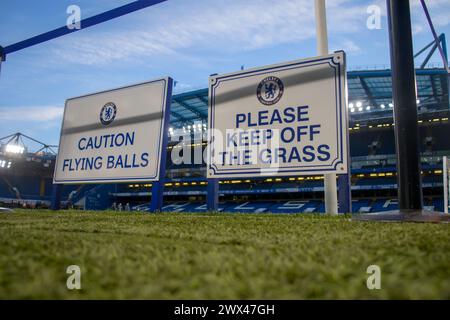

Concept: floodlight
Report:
left=389, top=103, right=393, bottom=108
left=380, top=104, right=386, bottom=109
left=366, top=106, right=371, bottom=111
left=350, top=108, right=355, bottom=113
left=348, top=103, right=354, bottom=109
left=5, top=144, right=24, bottom=154
left=358, top=107, right=363, bottom=112
left=356, top=101, right=362, bottom=108
left=0, top=160, right=11, bottom=168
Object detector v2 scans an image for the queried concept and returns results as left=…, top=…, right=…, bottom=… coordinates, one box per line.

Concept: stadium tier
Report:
left=0, top=68, right=449, bottom=212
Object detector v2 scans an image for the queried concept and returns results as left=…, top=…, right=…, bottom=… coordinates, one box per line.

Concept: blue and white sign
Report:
left=207, top=52, right=348, bottom=178
left=54, top=78, right=172, bottom=184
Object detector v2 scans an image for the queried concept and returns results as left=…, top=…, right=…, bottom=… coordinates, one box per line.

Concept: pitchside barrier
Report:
left=206, top=52, right=350, bottom=211
left=52, top=77, right=173, bottom=212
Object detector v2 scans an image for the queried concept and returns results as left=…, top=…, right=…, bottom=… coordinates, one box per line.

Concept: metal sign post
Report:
left=150, top=78, right=173, bottom=212
left=206, top=178, right=219, bottom=211
left=338, top=173, right=351, bottom=213
left=207, top=73, right=220, bottom=212
left=50, top=184, right=62, bottom=210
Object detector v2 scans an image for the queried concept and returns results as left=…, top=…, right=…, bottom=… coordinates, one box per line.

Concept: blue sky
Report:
left=0, top=0, right=449, bottom=148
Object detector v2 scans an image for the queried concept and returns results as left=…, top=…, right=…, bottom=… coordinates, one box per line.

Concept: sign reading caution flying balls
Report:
left=54, top=78, right=172, bottom=184
left=207, top=52, right=349, bottom=178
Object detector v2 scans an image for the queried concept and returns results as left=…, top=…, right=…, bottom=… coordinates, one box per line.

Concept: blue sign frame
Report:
left=51, top=77, right=173, bottom=211
left=53, top=78, right=172, bottom=184
left=208, top=53, right=348, bottom=177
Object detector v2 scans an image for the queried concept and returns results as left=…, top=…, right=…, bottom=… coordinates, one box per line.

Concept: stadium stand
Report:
left=0, top=68, right=449, bottom=213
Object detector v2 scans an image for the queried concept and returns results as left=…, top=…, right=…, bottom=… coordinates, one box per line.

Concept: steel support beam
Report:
left=173, top=98, right=207, bottom=119
left=50, top=184, right=62, bottom=210
left=170, top=110, right=188, bottom=123
left=196, top=95, right=209, bottom=106
left=387, top=0, right=422, bottom=210
left=3, top=0, right=167, bottom=55
left=420, top=43, right=438, bottom=69
left=420, top=1, right=449, bottom=72
left=353, top=0, right=450, bottom=222
left=359, top=76, right=377, bottom=107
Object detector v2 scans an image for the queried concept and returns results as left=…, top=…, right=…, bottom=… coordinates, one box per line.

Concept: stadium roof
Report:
left=169, top=68, right=449, bottom=128
left=2, top=69, right=448, bottom=153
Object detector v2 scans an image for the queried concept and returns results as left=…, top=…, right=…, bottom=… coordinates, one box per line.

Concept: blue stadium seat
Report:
left=372, top=199, right=398, bottom=212
left=0, top=177, right=14, bottom=198
left=351, top=199, right=372, bottom=213
left=432, top=198, right=444, bottom=212
left=267, top=200, right=322, bottom=213
left=222, top=201, right=274, bottom=213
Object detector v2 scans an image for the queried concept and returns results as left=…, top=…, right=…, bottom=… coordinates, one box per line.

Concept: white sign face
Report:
left=207, top=52, right=348, bottom=178
left=54, top=78, right=172, bottom=184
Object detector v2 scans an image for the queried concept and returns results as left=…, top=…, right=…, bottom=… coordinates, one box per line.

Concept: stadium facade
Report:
left=0, top=67, right=449, bottom=213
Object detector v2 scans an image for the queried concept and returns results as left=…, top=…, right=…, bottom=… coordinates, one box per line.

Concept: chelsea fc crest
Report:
left=256, top=76, right=284, bottom=105
left=100, top=102, right=117, bottom=126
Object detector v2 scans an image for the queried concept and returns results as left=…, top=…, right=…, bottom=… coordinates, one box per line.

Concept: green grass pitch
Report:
left=0, top=210, right=449, bottom=299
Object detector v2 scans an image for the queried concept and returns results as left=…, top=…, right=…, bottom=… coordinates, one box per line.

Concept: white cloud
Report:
left=49, top=0, right=376, bottom=66
left=412, top=23, right=424, bottom=35
left=0, top=106, right=63, bottom=122
left=16, top=0, right=448, bottom=69
left=332, top=39, right=362, bottom=54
